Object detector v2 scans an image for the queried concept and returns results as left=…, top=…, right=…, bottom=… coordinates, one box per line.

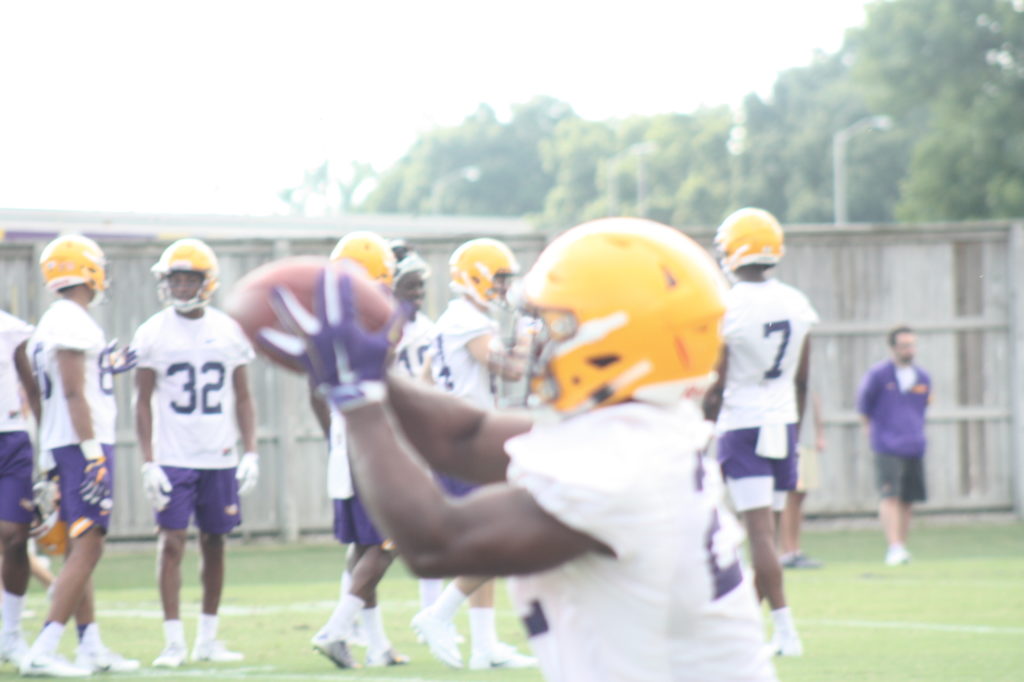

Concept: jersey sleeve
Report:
left=48, top=304, right=103, bottom=351
left=505, top=424, right=647, bottom=557
left=793, top=288, right=820, bottom=326
left=130, top=317, right=158, bottom=369
left=721, top=288, right=746, bottom=342
left=229, top=322, right=256, bottom=366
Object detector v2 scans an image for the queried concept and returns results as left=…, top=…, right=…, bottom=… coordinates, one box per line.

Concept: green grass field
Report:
left=2, top=521, right=1022, bottom=681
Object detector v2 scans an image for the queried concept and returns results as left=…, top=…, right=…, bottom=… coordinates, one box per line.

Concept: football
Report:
left=225, top=256, right=396, bottom=372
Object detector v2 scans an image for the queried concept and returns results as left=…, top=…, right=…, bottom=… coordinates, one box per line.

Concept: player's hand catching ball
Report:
left=258, top=267, right=401, bottom=412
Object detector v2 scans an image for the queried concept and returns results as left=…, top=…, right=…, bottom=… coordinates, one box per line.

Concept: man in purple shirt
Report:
left=857, top=326, right=931, bottom=566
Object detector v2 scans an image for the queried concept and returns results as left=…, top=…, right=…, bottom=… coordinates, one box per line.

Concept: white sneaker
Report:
left=310, top=631, right=357, bottom=669
left=152, top=642, right=188, bottom=668
left=75, top=645, right=140, bottom=673
left=365, top=647, right=410, bottom=667
left=0, top=631, right=30, bottom=667
left=19, top=651, right=92, bottom=677
left=410, top=609, right=462, bottom=668
left=469, top=641, right=538, bottom=670
left=885, top=546, right=911, bottom=566
left=191, top=639, right=244, bottom=663
left=771, top=631, right=804, bottom=657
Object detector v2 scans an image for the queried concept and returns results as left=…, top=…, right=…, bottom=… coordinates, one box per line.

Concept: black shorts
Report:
left=875, top=453, right=926, bottom=503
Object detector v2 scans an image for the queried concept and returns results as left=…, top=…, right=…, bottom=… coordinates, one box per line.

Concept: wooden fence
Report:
left=2, top=212, right=1021, bottom=541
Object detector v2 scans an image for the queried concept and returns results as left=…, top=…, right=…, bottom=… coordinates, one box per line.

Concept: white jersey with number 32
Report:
left=132, top=307, right=254, bottom=469
left=505, top=402, right=776, bottom=682
left=30, top=299, right=116, bottom=451
left=718, top=279, right=818, bottom=432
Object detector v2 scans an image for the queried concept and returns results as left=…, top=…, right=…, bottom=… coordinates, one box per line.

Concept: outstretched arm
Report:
left=345, top=397, right=608, bottom=577
left=384, top=371, right=531, bottom=484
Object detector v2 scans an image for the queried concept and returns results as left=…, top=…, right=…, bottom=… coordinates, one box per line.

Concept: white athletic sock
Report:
left=429, top=582, right=468, bottom=622
left=419, top=578, right=444, bottom=609
left=1, top=591, right=25, bottom=634
left=197, top=614, right=218, bottom=644
left=468, top=607, right=497, bottom=656
left=163, top=619, right=186, bottom=647
left=361, top=607, right=389, bottom=653
left=79, top=622, right=102, bottom=651
left=771, top=606, right=797, bottom=638
left=33, top=621, right=64, bottom=656
left=323, top=594, right=364, bottom=640
left=340, top=570, right=352, bottom=600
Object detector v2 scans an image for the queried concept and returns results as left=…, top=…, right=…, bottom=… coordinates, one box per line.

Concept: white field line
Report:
left=124, top=665, right=483, bottom=681
left=805, top=618, right=1024, bottom=635
left=126, top=667, right=442, bottom=681
left=91, top=599, right=421, bottom=619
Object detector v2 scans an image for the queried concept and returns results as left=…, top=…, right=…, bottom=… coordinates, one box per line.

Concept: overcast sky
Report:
left=0, top=0, right=872, bottom=216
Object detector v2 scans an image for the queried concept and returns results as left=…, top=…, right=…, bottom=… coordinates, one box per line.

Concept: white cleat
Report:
left=192, top=639, right=244, bottom=663
left=469, top=641, right=538, bottom=670
left=19, top=651, right=92, bottom=677
left=152, top=642, right=188, bottom=668
left=885, top=546, right=911, bottom=566
left=310, top=630, right=358, bottom=669
left=365, top=647, right=410, bottom=667
left=0, top=631, right=30, bottom=667
left=75, top=646, right=140, bottom=673
left=771, top=632, right=804, bottom=657
left=410, top=609, right=463, bottom=669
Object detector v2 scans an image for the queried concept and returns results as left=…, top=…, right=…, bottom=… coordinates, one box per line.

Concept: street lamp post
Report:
left=606, top=141, right=657, bottom=217
left=832, top=115, right=892, bottom=224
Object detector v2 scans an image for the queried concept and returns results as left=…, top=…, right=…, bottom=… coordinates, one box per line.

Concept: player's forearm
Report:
left=344, top=401, right=469, bottom=575
left=15, top=343, right=41, bottom=422
left=135, top=404, right=155, bottom=463
left=384, top=372, right=498, bottom=478
left=66, top=392, right=96, bottom=442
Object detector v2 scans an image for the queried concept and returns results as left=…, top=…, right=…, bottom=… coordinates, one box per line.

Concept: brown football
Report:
left=225, top=256, right=395, bottom=372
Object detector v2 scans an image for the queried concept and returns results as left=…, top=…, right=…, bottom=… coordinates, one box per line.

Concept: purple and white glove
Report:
left=104, top=339, right=138, bottom=375
left=258, top=268, right=399, bottom=412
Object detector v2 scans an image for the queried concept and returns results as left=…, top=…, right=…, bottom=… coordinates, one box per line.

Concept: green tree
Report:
left=852, top=0, right=1024, bottom=219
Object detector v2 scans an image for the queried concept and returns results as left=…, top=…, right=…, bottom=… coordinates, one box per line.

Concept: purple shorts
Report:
left=0, top=431, right=34, bottom=524
left=437, top=473, right=477, bottom=498
left=333, top=496, right=385, bottom=546
left=717, top=424, right=799, bottom=491
left=52, top=443, right=115, bottom=538
left=156, top=466, right=241, bottom=535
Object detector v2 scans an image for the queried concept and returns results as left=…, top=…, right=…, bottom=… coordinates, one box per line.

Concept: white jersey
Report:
left=717, top=279, right=818, bottom=432
left=394, top=311, right=435, bottom=379
left=430, top=298, right=496, bottom=409
left=29, top=299, right=116, bottom=450
left=132, top=307, right=254, bottom=469
left=0, top=311, right=34, bottom=432
left=326, top=410, right=353, bottom=500
left=505, top=402, right=776, bottom=682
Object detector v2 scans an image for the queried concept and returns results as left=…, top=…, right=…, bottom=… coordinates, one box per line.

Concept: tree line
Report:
left=281, top=0, right=1024, bottom=231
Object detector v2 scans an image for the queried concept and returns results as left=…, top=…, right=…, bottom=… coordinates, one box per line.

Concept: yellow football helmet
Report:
left=330, top=231, right=396, bottom=287
left=39, top=234, right=108, bottom=296
left=449, top=238, right=519, bottom=306
left=523, top=217, right=727, bottom=415
left=714, top=207, right=785, bottom=272
left=152, top=238, right=220, bottom=312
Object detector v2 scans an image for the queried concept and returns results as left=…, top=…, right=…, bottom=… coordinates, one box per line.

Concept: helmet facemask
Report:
left=158, top=270, right=213, bottom=313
